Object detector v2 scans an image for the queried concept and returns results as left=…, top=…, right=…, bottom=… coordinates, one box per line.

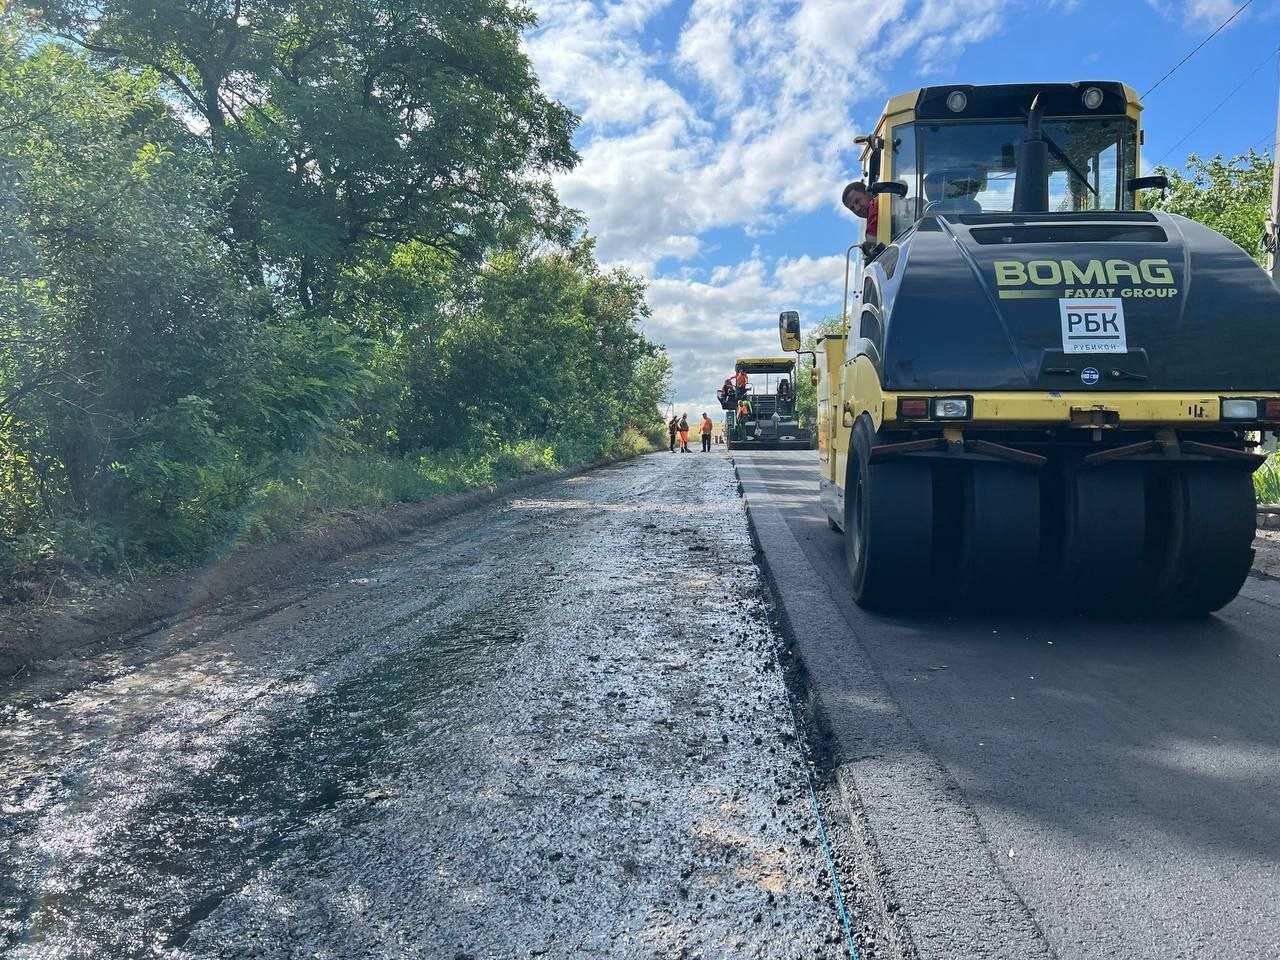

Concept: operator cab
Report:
left=861, top=82, right=1144, bottom=243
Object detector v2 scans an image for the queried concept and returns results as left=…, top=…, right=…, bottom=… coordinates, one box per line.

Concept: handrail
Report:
left=841, top=242, right=861, bottom=326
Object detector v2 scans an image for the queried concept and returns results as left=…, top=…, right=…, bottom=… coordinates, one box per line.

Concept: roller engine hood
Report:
left=880, top=211, right=1280, bottom=391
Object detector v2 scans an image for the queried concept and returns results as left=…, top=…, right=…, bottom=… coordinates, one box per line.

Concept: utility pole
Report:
left=1269, top=58, right=1280, bottom=281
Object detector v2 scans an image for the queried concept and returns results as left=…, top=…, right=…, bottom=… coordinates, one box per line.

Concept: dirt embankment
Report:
left=0, top=461, right=616, bottom=679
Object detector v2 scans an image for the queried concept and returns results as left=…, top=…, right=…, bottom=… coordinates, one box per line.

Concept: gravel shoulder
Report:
left=1, top=452, right=857, bottom=959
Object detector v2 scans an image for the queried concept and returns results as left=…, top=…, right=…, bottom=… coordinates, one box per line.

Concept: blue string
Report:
left=805, top=769, right=861, bottom=960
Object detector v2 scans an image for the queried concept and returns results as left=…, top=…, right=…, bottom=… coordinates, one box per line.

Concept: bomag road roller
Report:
left=787, top=81, right=1280, bottom=615
left=722, top=357, right=811, bottom=450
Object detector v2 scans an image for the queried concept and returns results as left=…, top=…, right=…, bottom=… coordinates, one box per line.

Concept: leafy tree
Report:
left=31, top=0, right=580, bottom=309
left=397, top=239, right=662, bottom=459
left=0, top=9, right=668, bottom=578
left=0, top=28, right=369, bottom=557
left=0, top=34, right=244, bottom=521
left=1152, top=151, right=1273, bottom=263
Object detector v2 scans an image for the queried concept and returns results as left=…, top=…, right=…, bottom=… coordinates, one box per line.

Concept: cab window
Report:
left=914, top=117, right=1137, bottom=214
left=888, top=122, right=919, bottom=237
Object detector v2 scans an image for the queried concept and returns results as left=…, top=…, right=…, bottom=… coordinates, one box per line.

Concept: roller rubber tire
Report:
left=956, top=463, right=1041, bottom=609
left=844, top=416, right=934, bottom=611
left=1061, top=465, right=1147, bottom=613
left=1161, top=464, right=1256, bottom=617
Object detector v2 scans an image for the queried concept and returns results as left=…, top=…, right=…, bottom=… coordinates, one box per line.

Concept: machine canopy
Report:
left=735, top=357, right=796, bottom=374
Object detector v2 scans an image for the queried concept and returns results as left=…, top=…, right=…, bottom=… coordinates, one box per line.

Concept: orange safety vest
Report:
left=700, top=416, right=713, bottom=434
left=734, top=371, right=748, bottom=389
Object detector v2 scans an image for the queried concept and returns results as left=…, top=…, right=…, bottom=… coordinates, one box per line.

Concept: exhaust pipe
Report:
left=1012, top=93, right=1049, bottom=214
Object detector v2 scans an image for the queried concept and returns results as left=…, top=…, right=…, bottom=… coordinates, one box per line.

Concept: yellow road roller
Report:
left=785, top=81, right=1279, bottom=615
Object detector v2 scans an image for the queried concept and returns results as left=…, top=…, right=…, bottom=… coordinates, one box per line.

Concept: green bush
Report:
left=602, top=426, right=656, bottom=460
left=1255, top=453, right=1280, bottom=504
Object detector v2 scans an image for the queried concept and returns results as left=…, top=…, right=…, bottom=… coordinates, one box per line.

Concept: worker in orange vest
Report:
left=678, top=413, right=690, bottom=453
left=734, top=368, right=749, bottom=398
left=699, top=413, right=714, bottom=452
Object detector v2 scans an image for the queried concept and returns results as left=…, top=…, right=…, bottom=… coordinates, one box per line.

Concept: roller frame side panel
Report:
left=877, top=390, right=1280, bottom=429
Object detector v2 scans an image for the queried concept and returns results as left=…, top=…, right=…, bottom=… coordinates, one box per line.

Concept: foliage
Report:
left=31, top=0, right=580, bottom=309
left=0, top=12, right=669, bottom=586
left=794, top=317, right=846, bottom=433
left=1256, top=452, right=1280, bottom=504
left=1151, top=151, right=1274, bottom=263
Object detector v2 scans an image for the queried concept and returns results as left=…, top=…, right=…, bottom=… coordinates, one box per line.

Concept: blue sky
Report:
left=525, top=0, right=1280, bottom=410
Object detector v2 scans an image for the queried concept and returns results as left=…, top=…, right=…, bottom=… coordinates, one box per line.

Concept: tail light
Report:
left=898, top=397, right=929, bottom=419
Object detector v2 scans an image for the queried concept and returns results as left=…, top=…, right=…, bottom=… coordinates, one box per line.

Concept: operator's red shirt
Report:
left=866, top=201, right=879, bottom=242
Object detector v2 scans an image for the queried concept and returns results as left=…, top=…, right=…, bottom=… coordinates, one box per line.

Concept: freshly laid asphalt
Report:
left=735, top=449, right=1280, bottom=960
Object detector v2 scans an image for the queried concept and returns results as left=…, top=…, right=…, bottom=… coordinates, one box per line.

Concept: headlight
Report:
left=1082, top=86, right=1104, bottom=110
left=933, top=397, right=972, bottom=419
left=946, top=90, right=967, bottom=113
left=1221, top=398, right=1259, bottom=421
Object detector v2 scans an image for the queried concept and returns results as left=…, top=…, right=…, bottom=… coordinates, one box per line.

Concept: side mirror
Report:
left=1127, top=175, right=1168, bottom=192
left=870, top=180, right=908, bottom=198
left=779, top=310, right=801, bottom=352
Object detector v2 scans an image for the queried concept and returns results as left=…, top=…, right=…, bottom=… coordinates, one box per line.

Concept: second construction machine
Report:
left=790, top=81, right=1279, bottom=615
left=720, top=357, right=811, bottom=450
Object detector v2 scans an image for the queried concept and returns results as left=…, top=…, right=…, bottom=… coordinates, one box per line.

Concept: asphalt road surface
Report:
left=1, top=454, right=851, bottom=960
left=736, top=448, right=1280, bottom=960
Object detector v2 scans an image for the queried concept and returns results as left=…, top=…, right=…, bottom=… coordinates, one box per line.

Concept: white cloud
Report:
left=645, top=254, right=847, bottom=409
left=1144, top=0, right=1248, bottom=27
left=526, top=0, right=1012, bottom=402
left=1184, top=0, right=1242, bottom=26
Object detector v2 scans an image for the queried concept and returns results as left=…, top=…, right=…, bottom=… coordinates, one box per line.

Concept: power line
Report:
left=1247, top=127, right=1278, bottom=153
left=1141, top=0, right=1256, bottom=100
left=1155, top=43, right=1280, bottom=165
left=1163, top=125, right=1274, bottom=170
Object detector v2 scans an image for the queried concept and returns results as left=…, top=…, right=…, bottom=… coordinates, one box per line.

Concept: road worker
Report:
left=668, top=415, right=679, bottom=453
left=718, top=377, right=735, bottom=409
left=734, top=368, right=749, bottom=398
left=700, top=413, right=714, bottom=452
left=678, top=413, right=690, bottom=453
left=842, top=180, right=883, bottom=260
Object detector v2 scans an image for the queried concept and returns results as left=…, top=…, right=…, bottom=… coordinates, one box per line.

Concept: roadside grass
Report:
left=1255, top=451, right=1280, bottom=504
left=1, top=431, right=654, bottom=592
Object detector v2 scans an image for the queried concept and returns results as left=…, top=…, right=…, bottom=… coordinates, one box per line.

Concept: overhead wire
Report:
left=1140, top=0, right=1256, bottom=100
left=1155, top=43, right=1280, bottom=165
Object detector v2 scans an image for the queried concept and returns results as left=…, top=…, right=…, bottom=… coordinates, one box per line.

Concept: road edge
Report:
left=1, top=453, right=647, bottom=680
left=732, top=454, right=1058, bottom=960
